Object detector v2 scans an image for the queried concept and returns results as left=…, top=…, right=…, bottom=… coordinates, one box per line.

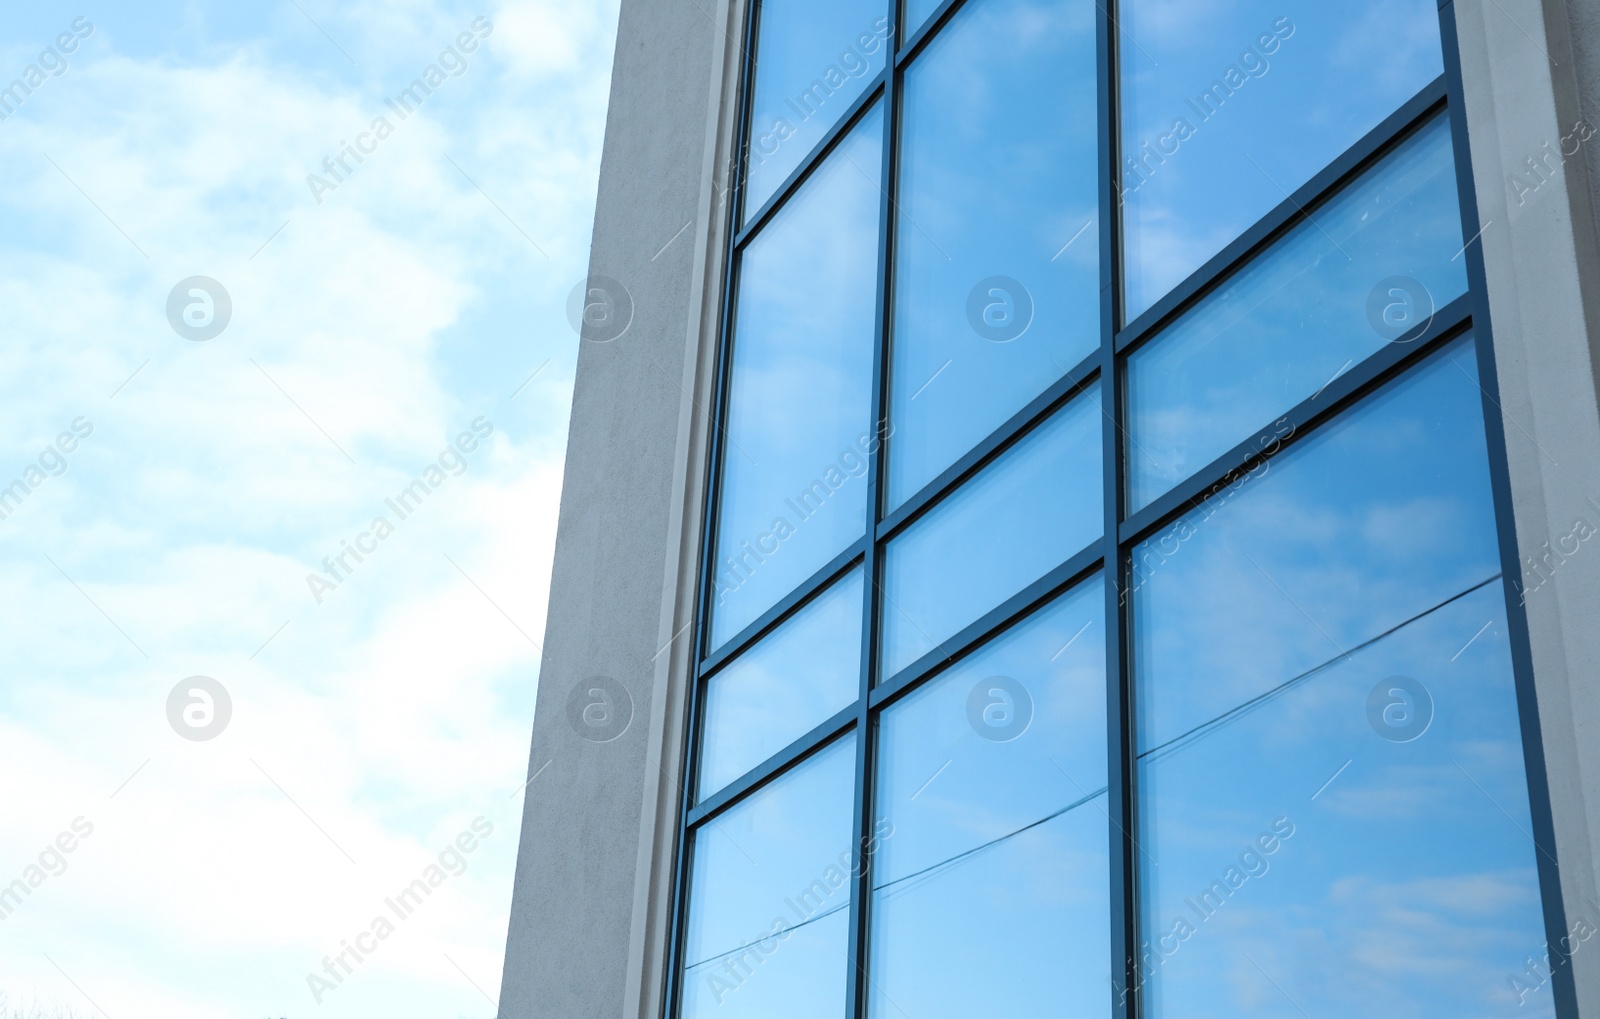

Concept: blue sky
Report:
left=0, top=1, right=618, bottom=1015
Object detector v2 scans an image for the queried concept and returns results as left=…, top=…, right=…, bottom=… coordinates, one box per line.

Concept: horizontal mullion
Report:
left=686, top=704, right=858, bottom=828
left=699, top=539, right=867, bottom=679
left=869, top=539, right=1105, bottom=712
left=733, top=76, right=887, bottom=251
left=1115, top=75, right=1450, bottom=354
left=1119, top=294, right=1473, bottom=547
left=877, top=349, right=1101, bottom=542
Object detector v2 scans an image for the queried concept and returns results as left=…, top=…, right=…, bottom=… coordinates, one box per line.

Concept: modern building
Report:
left=498, top=1, right=1600, bottom=1016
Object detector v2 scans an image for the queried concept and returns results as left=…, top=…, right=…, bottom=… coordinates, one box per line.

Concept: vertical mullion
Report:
left=664, top=0, right=760, bottom=1015
left=1098, top=3, right=1139, bottom=1019
left=846, top=1, right=900, bottom=1015
left=1437, top=5, right=1579, bottom=1019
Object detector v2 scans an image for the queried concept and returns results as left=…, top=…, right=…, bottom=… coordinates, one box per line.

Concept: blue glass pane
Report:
left=679, top=738, right=856, bottom=1019
left=711, top=106, right=883, bottom=651
left=1133, top=337, right=1552, bottom=1019
left=742, top=0, right=892, bottom=223
left=870, top=579, right=1108, bottom=1018
left=1132, top=338, right=1500, bottom=747
left=900, top=0, right=938, bottom=42
left=1127, top=115, right=1466, bottom=510
left=698, top=569, right=864, bottom=800
left=881, top=386, right=1102, bottom=679
left=1119, top=1, right=1445, bottom=319
left=886, top=0, right=1100, bottom=509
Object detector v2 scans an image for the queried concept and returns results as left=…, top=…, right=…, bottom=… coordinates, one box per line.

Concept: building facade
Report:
left=499, top=1, right=1600, bottom=1017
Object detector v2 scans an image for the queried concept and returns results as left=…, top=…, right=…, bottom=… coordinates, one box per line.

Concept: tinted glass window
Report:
left=900, top=0, right=939, bottom=41
left=888, top=0, right=1099, bottom=508
left=881, top=387, right=1101, bottom=679
left=679, top=738, right=857, bottom=1018
left=711, top=106, right=883, bottom=650
left=699, top=569, right=864, bottom=800
left=1119, top=0, right=1444, bottom=319
left=1127, top=115, right=1466, bottom=510
left=1133, top=338, right=1551, bottom=1018
left=872, top=579, right=1109, bottom=1018
left=743, top=0, right=891, bottom=221
left=682, top=4, right=1552, bottom=1018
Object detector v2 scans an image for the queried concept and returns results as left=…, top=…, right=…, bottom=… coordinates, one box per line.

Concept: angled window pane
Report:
left=886, top=0, right=1100, bottom=509
left=1132, top=337, right=1500, bottom=749
left=698, top=569, right=864, bottom=800
left=870, top=578, right=1108, bottom=1018
left=711, top=106, right=883, bottom=651
left=900, top=0, right=939, bottom=43
left=1127, top=114, right=1466, bottom=510
left=881, top=386, right=1102, bottom=679
left=742, top=0, right=891, bottom=223
left=679, top=737, right=856, bottom=1019
left=1119, top=1, right=1444, bottom=319
left=1133, top=337, right=1552, bottom=1019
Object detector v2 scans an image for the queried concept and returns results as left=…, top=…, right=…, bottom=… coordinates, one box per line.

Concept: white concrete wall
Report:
left=494, top=0, right=736, bottom=1014
left=1457, top=0, right=1600, bottom=1013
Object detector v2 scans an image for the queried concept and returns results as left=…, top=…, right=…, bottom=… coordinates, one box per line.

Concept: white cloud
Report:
left=0, top=1, right=615, bottom=1015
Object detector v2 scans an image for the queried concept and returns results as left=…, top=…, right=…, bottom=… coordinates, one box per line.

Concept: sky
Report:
left=0, top=1, right=619, bottom=1015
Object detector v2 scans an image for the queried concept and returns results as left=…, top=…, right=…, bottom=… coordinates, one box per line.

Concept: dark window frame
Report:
left=662, top=1, right=1578, bottom=1016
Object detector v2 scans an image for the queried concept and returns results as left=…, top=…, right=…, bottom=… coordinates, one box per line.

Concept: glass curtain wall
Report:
left=668, top=1, right=1569, bottom=1017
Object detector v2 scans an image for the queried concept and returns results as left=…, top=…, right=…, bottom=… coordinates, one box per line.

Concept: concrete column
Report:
left=1455, top=0, right=1600, bottom=1012
left=494, top=0, right=739, bottom=1015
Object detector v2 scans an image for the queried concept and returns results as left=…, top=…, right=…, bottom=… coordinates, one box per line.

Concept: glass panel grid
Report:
left=885, top=0, right=1101, bottom=508
left=708, top=102, right=885, bottom=651
left=1117, top=0, right=1446, bottom=322
left=698, top=568, right=865, bottom=801
left=740, top=0, right=892, bottom=224
left=670, top=1, right=1567, bottom=1018
left=1125, top=112, right=1468, bottom=511
left=880, top=385, right=1104, bottom=678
